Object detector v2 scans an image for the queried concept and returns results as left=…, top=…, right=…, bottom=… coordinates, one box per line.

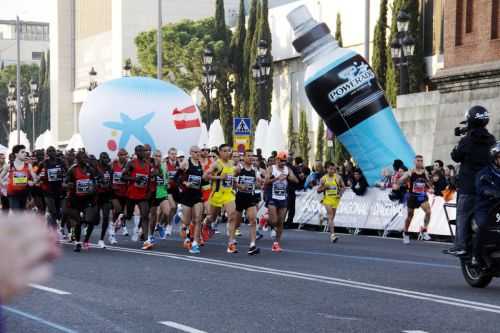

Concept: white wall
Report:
left=0, top=39, right=49, bottom=65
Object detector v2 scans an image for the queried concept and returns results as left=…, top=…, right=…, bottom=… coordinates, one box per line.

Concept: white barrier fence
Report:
left=293, top=188, right=456, bottom=236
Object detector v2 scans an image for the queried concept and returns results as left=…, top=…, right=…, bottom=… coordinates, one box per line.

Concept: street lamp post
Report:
left=252, top=40, right=272, bottom=121
left=201, top=47, right=216, bottom=127
left=390, top=10, right=415, bottom=95
left=28, top=78, right=39, bottom=150
left=88, top=67, right=98, bottom=91
left=123, top=60, right=132, bottom=77
left=6, top=81, right=16, bottom=133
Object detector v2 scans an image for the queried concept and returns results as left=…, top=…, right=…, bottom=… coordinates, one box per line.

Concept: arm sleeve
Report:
left=451, top=138, right=467, bottom=163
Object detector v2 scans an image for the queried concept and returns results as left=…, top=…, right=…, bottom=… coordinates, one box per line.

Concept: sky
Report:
left=1, top=0, right=52, bottom=22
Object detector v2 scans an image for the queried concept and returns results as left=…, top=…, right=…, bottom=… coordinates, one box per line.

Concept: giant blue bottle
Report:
left=287, top=6, right=415, bottom=184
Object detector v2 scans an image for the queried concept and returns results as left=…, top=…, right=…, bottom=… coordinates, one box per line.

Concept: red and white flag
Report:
left=172, top=105, right=201, bottom=130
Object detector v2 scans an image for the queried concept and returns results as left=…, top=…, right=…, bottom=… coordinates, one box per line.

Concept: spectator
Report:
left=431, top=169, right=447, bottom=197
left=285, top=152, right=301, bottom=228
left=351, top=168, right=368, bottom=196
left=303, top=160, right=325, bottom=189
left=445, top=164, right=457, bottom=187
left=388, top=159, right=408, bottom=202
left=376, top=167, right=393, bottom=189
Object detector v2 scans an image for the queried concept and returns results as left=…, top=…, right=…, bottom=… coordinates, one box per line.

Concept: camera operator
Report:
left=445, top=106, right=496, bottom=256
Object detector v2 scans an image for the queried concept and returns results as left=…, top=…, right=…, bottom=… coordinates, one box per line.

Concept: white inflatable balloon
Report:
left=8, top=131, right=30, bottom=152
left=66, top=133, right=85, bottom=151
left=79, top=77, right=202, bottom=156
left=253, top=119, right=269, bottom=155
left=207, top=119, right=225, bottom=148
left=265, top=112, right=287, bottom=158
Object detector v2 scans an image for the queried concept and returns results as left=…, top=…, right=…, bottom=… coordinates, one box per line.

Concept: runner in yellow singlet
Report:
left=317, top=162, right=345, bottom=243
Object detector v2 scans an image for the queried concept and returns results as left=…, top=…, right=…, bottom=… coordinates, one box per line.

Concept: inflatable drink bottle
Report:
left=287, top=6, right=415, bottom=184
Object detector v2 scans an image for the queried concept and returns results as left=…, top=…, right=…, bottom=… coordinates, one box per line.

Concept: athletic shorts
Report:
left=407, top=194, right=428, bottom=209
left=97, top=193, right=113, bottom=207
left=209, top=191, right=235, bottom=208
left=151, top=196, right=167, bottom=207
left=235, top=193, right=259, bottom=212
left=179, top=190, right=203, bottom=208
left=169, top=187, right=181, bottom=203
left=202, top=188, right=212, bottom=202
left=322, top=196, right=340, bottom=209
left=112, top=195, right=128, bottom=208
left=266, top=197, right=288, bottom=209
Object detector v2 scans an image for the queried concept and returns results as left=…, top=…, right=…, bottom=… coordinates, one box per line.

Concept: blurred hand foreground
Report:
left=0, top=214, right=61, bottom=302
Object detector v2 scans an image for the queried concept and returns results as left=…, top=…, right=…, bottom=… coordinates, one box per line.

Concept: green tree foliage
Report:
left=298, top=110, right=311, bottom=166
left=385, top=0, right=404, bottom=106
left=37, top=52, right=50, bottom=141
left=406, top=0, right=425, bottom=93
left=287, top=108, right=298, bottom=153
left=248, top=0, right=262, bottom=126
left=0, top=64, right=41, bottom=146
left=315, top=121, right=325, bottom=162
left=334, top=137, right=350, bottom=166
left=256, top=0, right=273, bottom=123
left=242, top=0, right=258, bottom=117
left=335, top=13, right=343, bottom=47
left=372, top=0, right=388, bottom=89
left=229, top=0, right=247, bottom=117
left=214, top=0, right=227, bottom=42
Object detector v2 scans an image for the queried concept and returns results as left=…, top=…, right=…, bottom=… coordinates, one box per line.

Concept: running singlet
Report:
left=322, top=175, right=339, bottom=198
left=211, top=160, right=235, bottom=194
left=238, top=167, right=256, bottom=195
left=184, top=158, right=203, bottom=191
left=127, top=159, right=151, bottom=200
left=73, top=166, right=95, bottom=197
left=97, top=165, right=112, bottom=194
left=409, top=171, right=428, bottom=197
left=7, top=163, right=30, bottom=195
left=40, top=160, right=65, bottom=194
left=156, top=164, right=168, bottom=199
left=166, top=160, right=179, bottom=190
left=112, top=160, right=127, bottom=197
left=271, top=165, right=288, bottom=201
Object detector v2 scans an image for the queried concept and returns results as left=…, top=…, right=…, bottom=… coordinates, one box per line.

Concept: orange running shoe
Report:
left=271, top=242, right=282, bottom=253
left=142, top=240, right=154, bottom=250
left=227, top=242, right=238, bottom=254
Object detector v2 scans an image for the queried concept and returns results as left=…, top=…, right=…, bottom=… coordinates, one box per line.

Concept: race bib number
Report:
left=13, top=172, right=28, bottom=185
left=412, top=181, right=426, bottom=194
left=326, top=185, right=338, bottom=197
left=238, top=176, right=255, bottom=193
left=113, top=171, right=124, bottom=184
left=156, top=175, right=165, bottom=186
left=188, top=175, right=202, bottom=189
left=76, top=179, right=93, bottom=194
left=222, top=175, right=234, bottom=188
left=135, top=174, right=148, bottom=188
left=47, top=168, right=62, bottom=182
left=272, top=181, right=287, bottom=200
left=102, top=172, right=111, bottom=187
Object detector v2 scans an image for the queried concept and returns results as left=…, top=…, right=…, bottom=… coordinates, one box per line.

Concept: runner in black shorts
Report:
left=96, top=152, right=114, bottom=248
left=235, top=150, right=261, bottom=255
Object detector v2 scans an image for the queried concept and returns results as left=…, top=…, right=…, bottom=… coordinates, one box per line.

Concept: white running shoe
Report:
left=422, top=232, right=432, bottom=241
left=131, top=227, right=139, bottom=242
left=271, top=229, right=277, bottom=239
left=122, top=226, right=129, bottom=236
left=108, top=234, right=118, bottom=245
left=403, top=232, right=410, bottom=245
left=97, top=240, right=106, bottom=248
left=165, top=224, right=173, bottom=237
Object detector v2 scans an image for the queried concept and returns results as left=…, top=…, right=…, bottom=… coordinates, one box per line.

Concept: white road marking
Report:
left=3, top=306, right=78, bottom=333
left=159, top=321, right=207, bottom=333
left=29, top=283, right=71, bottom=295
left=402, top=331, right=429, bottom=333
left=66, top=243, right=500, bottom=315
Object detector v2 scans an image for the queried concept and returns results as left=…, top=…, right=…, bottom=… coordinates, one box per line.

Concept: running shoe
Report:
left=235, top=228, right=242, bottom=237
left=97, top=240, right=106, bottom=249
left=142, top=240, right=154, bottom=250
left=189, top=243, right=201, bottom=254
left=121, top=226, right=129, bottom=237
left=271, top=242, right=282, bottom=252
left=189, top=224, right=195, bottom=239
left=212, top=222, right=220, bottom=234
left=74, top=242, right=82, bottom=252
left=256, top=231, right=263, bottom=241
left=202, top=224, right=213, bottom=241
left=402, top=232, right=410, bottom=245
left=199, top=238, right=205, bottom=246
left=227, top=243, right=238, bottom=254
left=247, top=246, right=260, bottom=256
left=270, top=229, right=277, bottom=239
left=173, top=214, right=182, bottom=225
left=108, top=234, right=118, bottom=245
left=83, top=241, right=90, bottom=250
left=156, top=224, right=165, bottom=239
left=330, top=234, right=338, bottom=243
left=183, top=238, right=192, bottom=250
left=421, top=232, right=432, bottom=241
left=165, top=224, right=173, bottom=236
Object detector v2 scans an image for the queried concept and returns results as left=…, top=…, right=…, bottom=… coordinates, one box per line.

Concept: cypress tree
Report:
left=372, top=0, right=388, bottom=89
left=230, top=0, right=247, bottom=117
left=315, top=121, right=325, bottom=162
left=298, top=110, right=311, bottom=166
left=324, top=129, right=334, bottom=163
left=242, top=0, right=258, bottom=117
left=385, top=0, right=404, bottom=106
left=406, top=0, right=425, bottom=93
left=214, top=0, right=227, bottom=42
left=287, top=108, right=298, bottom=153
left=334, top=137, right=349, bottom=166
left=335, top=13, right=343, bottom=47
left=256, top=0, right=273, bottom=122
left=248, top=0, right=262, bottom=126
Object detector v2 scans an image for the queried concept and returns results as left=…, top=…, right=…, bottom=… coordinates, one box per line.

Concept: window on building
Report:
left=32, top=52, right=43, bottom=60
left=456, top=0, right=464, bottom=45
left=465, top=0, right=473, bottom=33
left=493, top=0, right=499, bottom=39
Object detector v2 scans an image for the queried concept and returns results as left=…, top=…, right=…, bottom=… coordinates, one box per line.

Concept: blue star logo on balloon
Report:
left=79, top=77, right=202, bottom=156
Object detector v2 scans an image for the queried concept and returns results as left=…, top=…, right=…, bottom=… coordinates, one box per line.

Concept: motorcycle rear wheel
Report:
left=461, top=259, right=493, bottom=288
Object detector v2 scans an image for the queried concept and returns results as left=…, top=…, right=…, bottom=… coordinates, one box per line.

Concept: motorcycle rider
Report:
left=445, top=106, right=496, bottom=256
left=472, top=142, right=500, bottom=267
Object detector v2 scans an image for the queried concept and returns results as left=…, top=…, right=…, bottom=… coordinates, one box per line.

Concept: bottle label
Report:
left=305, top=55, right=388, bottom=136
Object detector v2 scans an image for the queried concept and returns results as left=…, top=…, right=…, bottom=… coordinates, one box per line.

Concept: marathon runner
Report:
left=200, top=146, right=214, bottom=240
left=166, top=147, right=181, bottom=236
left=397, top=155, right=432, bottom=244
left=235, top=150, right=261, bottom=255
left=178, top=146, right=204, bottom=254
left=31, top=149, right=47, bottom=214
left=111, top=148, right=129, bottom=237
left=96, top=152, right=114, bottom=248
left=317, top=162, right=345, bottom=243
left=151, top=149, right=171, bottom=240
left=122, top=145, right=152, bottom=250
left=65, top=150, right=99, bottom=252
left=204, top=144, right=239, bottom=253
left=264, top=151, right=298, bottom=252
left=0, top=152, right=8, bottom=212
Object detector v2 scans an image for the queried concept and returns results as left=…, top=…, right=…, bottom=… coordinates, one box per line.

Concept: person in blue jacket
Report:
left=473, top=141, right=500, bottom=266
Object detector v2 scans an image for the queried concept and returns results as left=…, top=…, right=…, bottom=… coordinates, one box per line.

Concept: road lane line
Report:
left=29, top=283, right=71, bottom=295
left=65, top=243, right=500, bottom=314
left=2, top=306, right=78, bottom=333
left=159, top=321, right=207, bottom=333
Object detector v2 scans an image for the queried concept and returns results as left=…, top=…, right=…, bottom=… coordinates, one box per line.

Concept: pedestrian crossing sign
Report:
left=233, top=117, right=252, bottom=136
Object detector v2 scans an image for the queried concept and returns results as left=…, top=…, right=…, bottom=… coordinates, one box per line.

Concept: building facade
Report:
left=0, top=20, right=49, bottom=66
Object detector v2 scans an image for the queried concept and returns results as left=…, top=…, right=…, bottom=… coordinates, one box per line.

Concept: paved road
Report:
left=4, top=224, right=500, bottom=333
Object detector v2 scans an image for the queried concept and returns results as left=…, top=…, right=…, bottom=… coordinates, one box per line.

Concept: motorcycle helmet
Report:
left=460, top=105, right=489, bottom=128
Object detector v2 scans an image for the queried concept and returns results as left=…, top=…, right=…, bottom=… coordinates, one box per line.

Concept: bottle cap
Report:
left=287, top=5, right=331, bottom=53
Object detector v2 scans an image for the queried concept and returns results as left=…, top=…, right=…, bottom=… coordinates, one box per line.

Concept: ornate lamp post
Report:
left=6, top=81, right=16, bottom=133
left=252, top=40, right=272, bottom=120
left=390, top=10, right=416, bottom=95
left=88, top=67, right=98, bottom=91
left=28, top=78, right=39, bottom=150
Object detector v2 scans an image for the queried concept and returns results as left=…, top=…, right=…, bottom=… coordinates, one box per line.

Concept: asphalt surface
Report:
left=4, top=223, right=500, bottom=333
